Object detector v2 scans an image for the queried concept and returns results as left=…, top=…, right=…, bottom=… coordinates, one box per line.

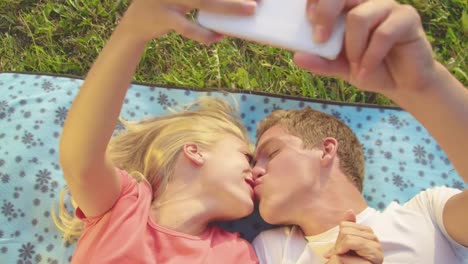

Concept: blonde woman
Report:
left=54, top=0, right=384, bottom=263
left=57, top=96, right=258, bottom=263
left=55, top=0, right=258, bottom=262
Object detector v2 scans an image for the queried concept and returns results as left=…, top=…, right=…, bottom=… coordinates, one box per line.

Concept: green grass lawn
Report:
left=1, top=0, right=467, bottom=105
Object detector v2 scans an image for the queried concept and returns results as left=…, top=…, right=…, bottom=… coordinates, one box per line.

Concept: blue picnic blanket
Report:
left=0, top=72, right=465, bottom=263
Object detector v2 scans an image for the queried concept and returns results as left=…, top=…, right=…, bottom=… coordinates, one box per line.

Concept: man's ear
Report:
left=320, top=137, right=338, bottom=167
left=182, top=143, right=204, bottom=166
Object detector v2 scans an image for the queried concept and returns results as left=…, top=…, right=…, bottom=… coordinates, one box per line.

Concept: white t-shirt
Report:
left=252, top=187, right=468, bottom=264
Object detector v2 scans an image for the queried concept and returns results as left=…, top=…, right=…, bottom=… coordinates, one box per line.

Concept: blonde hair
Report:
left=53, top=97, right=251, bottom=244
left=257, top=107, right=365, bottom=192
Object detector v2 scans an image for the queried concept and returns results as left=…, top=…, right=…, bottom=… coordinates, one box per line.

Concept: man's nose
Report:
left=252, top=164, right=266, bottom=180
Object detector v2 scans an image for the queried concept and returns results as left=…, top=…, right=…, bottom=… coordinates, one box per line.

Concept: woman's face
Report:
left=200, top=134, right=255, bottom=220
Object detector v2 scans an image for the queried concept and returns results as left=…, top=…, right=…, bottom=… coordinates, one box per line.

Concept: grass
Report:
left=0, top=0, right=467, bottom=105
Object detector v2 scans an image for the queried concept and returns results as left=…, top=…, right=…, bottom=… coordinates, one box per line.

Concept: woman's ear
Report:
left=182, top=143, right=204, bottom=166
left=320, top=137, right=338, bottom=167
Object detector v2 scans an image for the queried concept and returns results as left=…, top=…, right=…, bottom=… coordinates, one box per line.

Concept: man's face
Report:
left=252, top=125, right=322, bottom=224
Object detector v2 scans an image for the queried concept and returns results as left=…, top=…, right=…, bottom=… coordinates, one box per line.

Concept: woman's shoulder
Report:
left=114, top=167, right=152, bottom=193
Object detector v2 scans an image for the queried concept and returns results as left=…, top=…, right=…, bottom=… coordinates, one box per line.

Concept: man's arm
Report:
left=393, top=62, right=468, bottom=247
left=393, top=62, right=468, bottom=184
left=443, top=187, right=468, bottom=247
left=297, top=0, right=468, bottom=247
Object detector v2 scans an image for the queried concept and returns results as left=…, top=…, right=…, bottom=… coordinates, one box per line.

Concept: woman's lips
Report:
left=245, top=178, right=256, bottom=189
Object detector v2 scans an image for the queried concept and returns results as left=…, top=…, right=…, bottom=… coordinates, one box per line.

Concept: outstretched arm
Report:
left=59, top=23, right=146, bottom=218
left=298, top=0, right=468, bottom=247
left=59, top=0, right=256, bottom=218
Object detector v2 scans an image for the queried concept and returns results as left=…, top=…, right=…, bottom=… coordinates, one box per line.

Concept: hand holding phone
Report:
left=197, top=0, right=345, bottom=59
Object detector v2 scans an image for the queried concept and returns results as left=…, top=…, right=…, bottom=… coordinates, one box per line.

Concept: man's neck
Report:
left=295, top=184, right=368, bottom=236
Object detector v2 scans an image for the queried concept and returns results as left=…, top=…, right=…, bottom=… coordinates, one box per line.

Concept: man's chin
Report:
left=258, top=204, right=287, bottom=225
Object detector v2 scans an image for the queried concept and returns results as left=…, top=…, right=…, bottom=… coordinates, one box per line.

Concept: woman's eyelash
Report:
left=244, top=153, right=253, bottom=163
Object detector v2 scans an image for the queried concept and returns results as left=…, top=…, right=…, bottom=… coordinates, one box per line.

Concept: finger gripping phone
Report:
left=197, top=0, right=345, bottom=59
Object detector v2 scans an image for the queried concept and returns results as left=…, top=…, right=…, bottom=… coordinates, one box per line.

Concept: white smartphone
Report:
left=197, top=0, right=345, bottom=60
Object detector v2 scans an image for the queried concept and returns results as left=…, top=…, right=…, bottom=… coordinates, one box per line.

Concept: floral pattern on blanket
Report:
left=0, top=73, right=464, bottom=263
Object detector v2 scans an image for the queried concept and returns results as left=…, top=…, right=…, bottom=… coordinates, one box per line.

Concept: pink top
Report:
left=71, top=168, right=258, bottom=263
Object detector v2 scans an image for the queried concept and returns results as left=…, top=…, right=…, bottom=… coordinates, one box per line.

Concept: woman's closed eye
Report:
left=244, top=153, right=254, bottom=164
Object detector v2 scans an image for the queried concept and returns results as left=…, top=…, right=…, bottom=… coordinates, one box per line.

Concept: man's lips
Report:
left=254, top=178, right=263, bottom=186
left=252, top=179, right=264, bottom=201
